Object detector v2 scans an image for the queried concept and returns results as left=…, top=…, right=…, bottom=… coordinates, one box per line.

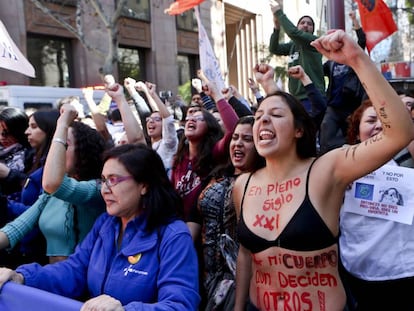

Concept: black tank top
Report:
left=237, top=160, right=338, bottom=253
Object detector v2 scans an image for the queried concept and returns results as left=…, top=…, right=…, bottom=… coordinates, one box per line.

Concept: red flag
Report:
left=355, top=0, right=397, bottom=52
left=164, top=0, right=205, bottom=15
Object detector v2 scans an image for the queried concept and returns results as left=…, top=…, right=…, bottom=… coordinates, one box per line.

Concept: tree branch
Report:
left=29, top=0, right=105, bottom=58
left=75, top=0, right=83, bottom=42
left=88, top=0, right=110, bottom=28
left=112, top=0, right=128, bottom=24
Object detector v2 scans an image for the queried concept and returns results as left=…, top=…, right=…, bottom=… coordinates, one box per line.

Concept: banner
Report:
left=0, top=282, right=82, bottom=311
left=343, top=164, right=414, bottom=225
left=194, top=7, right=226, bottom=92
left=355, top=0, right=397, bottom=53
left=0, top=20, right=35, bottom=77
left=165, top=0, right=205, bottom=15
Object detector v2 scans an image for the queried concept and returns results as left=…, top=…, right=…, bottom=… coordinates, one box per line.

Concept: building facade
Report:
left=2, top=1, right=351, bottom=101
left=0, top=0, right=274, bottom=101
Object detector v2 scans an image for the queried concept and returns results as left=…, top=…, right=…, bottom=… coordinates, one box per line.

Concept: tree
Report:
left=29, top=0, right=130, bottom=75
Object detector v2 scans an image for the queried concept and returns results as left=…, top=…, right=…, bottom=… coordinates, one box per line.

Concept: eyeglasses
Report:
left=187, top=107, right=201, bottom=115
left=146, top=116, right=162, bottom=123
left=99, top=175, right=133, bottom=189
left=185, top=115, right=205, bottom=122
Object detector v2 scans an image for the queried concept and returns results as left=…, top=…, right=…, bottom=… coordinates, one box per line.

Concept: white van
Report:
left=0, top=85, right=106, bottom=114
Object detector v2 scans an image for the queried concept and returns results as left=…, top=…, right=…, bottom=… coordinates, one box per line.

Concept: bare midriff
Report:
left=249, top=244, right=346, bottom=311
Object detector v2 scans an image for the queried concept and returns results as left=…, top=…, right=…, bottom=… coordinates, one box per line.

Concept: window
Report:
left=27, top=35, right=73, bottom=87
left=177, top=54, right=199, bottom=85
left=118, top=46, right=146, bottom=82
left=122, top=0, right=150, bottom=21
left=176, top=10, right=198, bottom=31
left=24, top=103, right=54, bottom=111
left=177, top=55, right=190, bottom=86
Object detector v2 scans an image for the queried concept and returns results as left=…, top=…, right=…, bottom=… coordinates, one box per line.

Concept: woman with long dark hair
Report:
left=0, top=109, right=60, bottom=267
left=0, top=104, right=106, bottom=264
left=199, top=116, right=265, bottom=310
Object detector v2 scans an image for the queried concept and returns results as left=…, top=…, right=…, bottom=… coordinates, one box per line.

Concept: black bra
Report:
left=237, top=160, right=338, bottom=253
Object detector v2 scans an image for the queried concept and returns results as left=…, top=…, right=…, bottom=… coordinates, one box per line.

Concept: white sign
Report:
left=194, top=8, right=225, bottom=91
left=343, top=164, right=414, bottom=225
left=0, top=20, right=35, bottom=77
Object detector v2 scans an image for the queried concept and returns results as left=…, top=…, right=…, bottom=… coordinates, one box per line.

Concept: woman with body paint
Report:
left=233, top=30, right=414, bottom=311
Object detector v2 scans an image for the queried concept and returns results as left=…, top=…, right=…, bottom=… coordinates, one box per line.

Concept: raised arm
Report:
left=248, top=77, right=264, bottom=106
left=137, top=81, right=171, bottom=119
left=106, top=84, right=146, bottom=145
left=288, top=65, right=327, bottom=123
left=350, top=10, right=366, bottom=49
left=124, top=77, right=151, bottom=116
left=312, top=30, right=414, bottom=183
left=195, top=70, right=217, bottom=111
left=203, top=81, right=239, bottom=157
left=42, top=104, right=77, bottom=194
left=139, top=81, right=178, bottom=152
left=222, top=86, right=252, bottom=117
left=204, top=81, right=238, bottom=134
left=268, top=1, right=292, bottom=55
left=269, top=0, right=317, bottom=46
left=82, top=88, right=111, bottom=143
left=253, top=63, right=281, bottom=95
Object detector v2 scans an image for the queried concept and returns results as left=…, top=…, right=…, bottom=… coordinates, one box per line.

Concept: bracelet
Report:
left=53, top=138, right=68, bottom=150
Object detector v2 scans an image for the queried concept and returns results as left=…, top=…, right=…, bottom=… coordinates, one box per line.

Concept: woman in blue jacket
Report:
left=0, top=144, right=200, bottom=311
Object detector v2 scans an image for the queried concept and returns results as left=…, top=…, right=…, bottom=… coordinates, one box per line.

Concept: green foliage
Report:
left=255, top=43, right=273, bottom=63
left=178, top=80, right=192, bottom=105
left=406, top=0, right=414, bottom=24
left=118, top=63, right=140, bottom=81
left=274, top=66, right=287, bottom=80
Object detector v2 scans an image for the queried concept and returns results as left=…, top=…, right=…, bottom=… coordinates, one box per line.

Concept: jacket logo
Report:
left=128, top=253, right=141, bottom=264
left=288, top=52, right=299, bottom=64
left=123, top=264, right=149, bottom=276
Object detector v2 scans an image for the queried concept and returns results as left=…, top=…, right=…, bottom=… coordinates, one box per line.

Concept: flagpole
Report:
left=327, top=0, right=345, bottom=30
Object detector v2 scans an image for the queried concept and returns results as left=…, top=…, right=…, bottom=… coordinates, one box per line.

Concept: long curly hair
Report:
left=70, top=121, right=106, bottom=180
left=65, top=121, right=106, bottom=245
left=173, top=108, right=224, bottom=177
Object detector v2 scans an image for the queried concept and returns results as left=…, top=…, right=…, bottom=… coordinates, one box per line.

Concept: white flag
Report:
left=194, top=8, right=225, bottom=91
left=0, top=20, right=35, bottom=77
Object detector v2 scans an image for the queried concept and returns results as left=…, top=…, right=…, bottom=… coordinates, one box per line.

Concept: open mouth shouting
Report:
left=258, top=129, right=275, bottom=145
left=232, top=149, right=245, bottom=163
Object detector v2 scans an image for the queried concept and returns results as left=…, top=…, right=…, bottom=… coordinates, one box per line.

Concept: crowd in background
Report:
left=0, top=1, right=413, bottom=310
